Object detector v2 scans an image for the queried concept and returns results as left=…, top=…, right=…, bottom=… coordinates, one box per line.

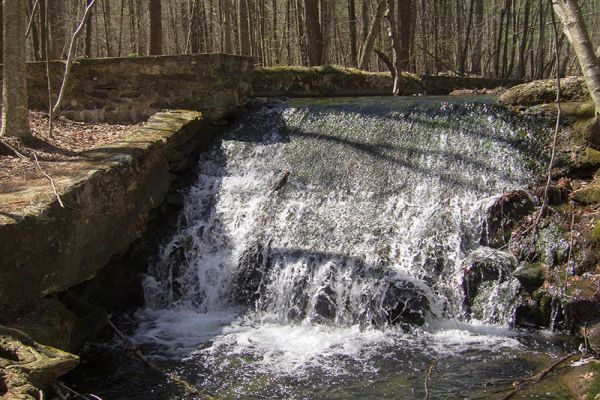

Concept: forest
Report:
left=10, top=0, right=600, bottom=80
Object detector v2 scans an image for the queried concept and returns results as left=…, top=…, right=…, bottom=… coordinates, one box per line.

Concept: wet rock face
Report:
left=462, top=247, right=518, bottom=313
left=481, top=190, right=536, bottom=248
left=234, top=242, right=272, bottom=306
left=383, top=280, right=430, bottom=326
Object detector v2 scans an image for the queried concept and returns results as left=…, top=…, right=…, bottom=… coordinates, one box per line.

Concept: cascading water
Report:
left=117, top=97, right=570, bottom=399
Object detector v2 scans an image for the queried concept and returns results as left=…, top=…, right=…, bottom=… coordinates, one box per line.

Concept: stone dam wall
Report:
left=20, top=54, right=254, bottom=123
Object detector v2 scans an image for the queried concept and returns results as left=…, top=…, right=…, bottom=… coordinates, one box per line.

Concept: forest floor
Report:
left=0, top=111, right=138, bottom=213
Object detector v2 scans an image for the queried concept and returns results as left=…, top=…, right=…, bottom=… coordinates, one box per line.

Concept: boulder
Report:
left=234, top=241, right=272, bottom=305
left=481, top=190, right=536, bottom=248
left=382, top=280, right=430, bottom=326
left=462, top=247, right=518, bottom=312
left=0, top=331, right=79, bottom=399
left=571, top=179, right=600, bottom=205
left=513, top=262, right=546, bottom=293
left=499, top=76, right=590, bottom=106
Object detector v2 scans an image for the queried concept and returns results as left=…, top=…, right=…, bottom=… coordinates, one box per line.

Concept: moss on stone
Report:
left=500, top=76, right=590, bottom=106
left=591, top=219, right=600, bottom=247
left=571, top=180, right=600, bottom=204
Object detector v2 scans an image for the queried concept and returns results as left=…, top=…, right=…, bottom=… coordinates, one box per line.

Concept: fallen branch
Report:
left=106, top=317, right=217, bottom=400
left=424, top=361, right=436, bottom=400
left=33, top=152, right=65, bottom=208
left=0, top=139, right=28, bottom=160
left=56, top=381, right=102, bottom=400
left=498, top=352, right=577, bottom=400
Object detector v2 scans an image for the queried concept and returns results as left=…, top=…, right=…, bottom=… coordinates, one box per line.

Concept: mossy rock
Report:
left=571, top=179, right=600, bottom=205
left=0, top=333, right=79, bottom=397
left=513, top=262, right=546, bottom=293
left=9, top=299, right=77, bottom=350
left=591, top=219, right=600, bottom=247
left=499, top=76, right=590, bottom=106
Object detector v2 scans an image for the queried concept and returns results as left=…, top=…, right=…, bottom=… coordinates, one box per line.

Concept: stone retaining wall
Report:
left=0, top=110, right=221, bottom=320
left=251, top=65, right=522, bottom=97
left=19, top=54, right=253, bottom=123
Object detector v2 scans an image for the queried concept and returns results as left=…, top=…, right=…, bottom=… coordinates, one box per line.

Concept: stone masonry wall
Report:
left=19, top=54, right=253, bottom=123
left=0, top=111, right=221, bottom=320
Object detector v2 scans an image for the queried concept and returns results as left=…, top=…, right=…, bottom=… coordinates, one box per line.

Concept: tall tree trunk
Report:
left=471, top=0, right=483, bottom=74
left=516, top=0, right=531, bottom=79
left=48, top=0, right=66, bottom=59
left=397, top=0, right=411, bottom=70
left=358, top=0, right=386, bottom=70
left=223, top=0, right=233, bottom=53
left=191, top=0, right=201, bottom=53
left=304, top=0, right=322, bottom=65
left=459, top=0, right=475, bottom=75
left=149, top=0, right=162, bottom=55
left=535, top=0, right=545, bottom=79
left=320, top=0, right=333, bottom=64
left=103, top=0, right=112, bottom=56
left=40, top=0, right=47, bottom=60
left=551, top=0, right=600, bottom=117
left=385, top=0, right=402, bottom=94
left=2, top=0, right=30, bottom=138
left=273, top=0, right=280, bottom=63
left=85, top=0, right=94, bottom=57
left=348, top=0, right=358, bottom=66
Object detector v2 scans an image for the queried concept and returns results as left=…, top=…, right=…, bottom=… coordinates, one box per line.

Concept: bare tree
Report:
left=358, top=0, right=386, bottom=70
left=551, top=0, right=600, bottom=117
left=1, top=0, right=30, bottom=139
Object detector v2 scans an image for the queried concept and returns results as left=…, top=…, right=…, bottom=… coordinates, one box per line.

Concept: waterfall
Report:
left=128, top=98, right=553, bottom=395
left=140, top=97, right=543, bottom=334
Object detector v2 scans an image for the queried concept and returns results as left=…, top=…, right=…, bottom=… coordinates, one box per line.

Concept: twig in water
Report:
left=57, top=381, right=101, bottom=400
left=51, top=383, right=67, bottom=400
left=33, top=152, right=65, bottom=208
left=106, top=317, right=217, bottom=400
left=424, top=360, right=436, bottom=400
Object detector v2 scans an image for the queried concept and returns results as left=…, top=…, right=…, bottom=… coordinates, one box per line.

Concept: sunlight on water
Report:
left=122, top=97, right=562, bottom=399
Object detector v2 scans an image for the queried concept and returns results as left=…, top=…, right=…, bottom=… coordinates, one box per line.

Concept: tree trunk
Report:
left=459, top=0, right=475, bottom=75
left=223, top=0, right=233, bottom=53
left=2, top=0, right=30, bottom=138
left=304, top=0, right=322, bottom=65
left=516, top=0, right=531, bottom=79
left=149, top=0, right=162, bottom=55
left=348, top=0, right=358, bottom=66
left=551, top=0, right=600, bottom=117
left=397, top=0, right=411, bottom=70
left=48, top=0, right=66, bottom=59
left=320, top=0, right=333, bottom=64
left=385, top=0, right=402, bottom=95
left=85, top=0, right=94, bottom=57
left=471, top=0, right=483, bottom=74
left=358, top=0, right=386, bottom=70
